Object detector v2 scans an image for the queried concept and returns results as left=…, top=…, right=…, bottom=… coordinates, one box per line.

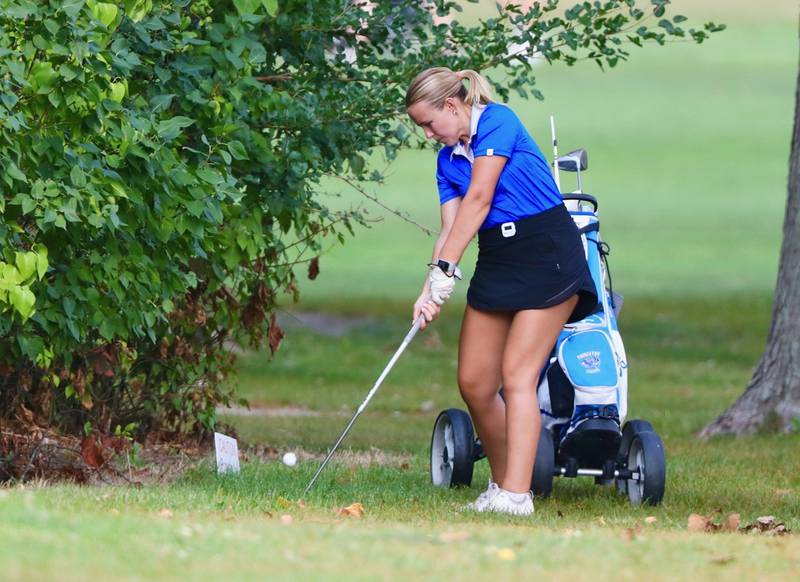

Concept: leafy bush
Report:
left=0, top=0, right=722, bottom=439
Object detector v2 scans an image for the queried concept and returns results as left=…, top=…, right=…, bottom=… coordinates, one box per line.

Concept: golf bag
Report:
left=537, top=198, right=628, bottom=444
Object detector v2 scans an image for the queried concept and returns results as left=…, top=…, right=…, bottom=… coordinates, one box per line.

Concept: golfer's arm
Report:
left=420, top=198, right=461, bottom=293
left=438, top=156, right=507, bottom=265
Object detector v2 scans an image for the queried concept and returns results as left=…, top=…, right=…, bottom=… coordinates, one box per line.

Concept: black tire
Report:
left=430, top=409, right=475, bottom=488
left=616, top=420, right=654, bottom=494
left=625, top=431, right=666, bottom=506
left=531, top=426, right=555, bottom=498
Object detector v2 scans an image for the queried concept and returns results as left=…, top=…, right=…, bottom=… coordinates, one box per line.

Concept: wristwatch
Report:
left=429, top=258, right=463, bottom=280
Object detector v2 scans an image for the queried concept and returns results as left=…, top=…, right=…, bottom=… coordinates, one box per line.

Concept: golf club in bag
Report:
left=303, top=315, right=426, bottom=494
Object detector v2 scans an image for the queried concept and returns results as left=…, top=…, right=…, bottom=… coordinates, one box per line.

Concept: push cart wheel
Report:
left=430, top=409, right=475, bottom=488
left=531, top=427, right=555, bottom=498
left=616, top=420, right=654, bottom=494
left=625, top=431, right=666, bottom=506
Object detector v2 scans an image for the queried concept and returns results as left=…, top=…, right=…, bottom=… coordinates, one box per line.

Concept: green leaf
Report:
left=109, top=81, right=126, bottom=103
left=70, top=166, right=87, bottom=187
left=33, top=244, right=49, bottom=279
left=9, top=285, right=36, bottom=319
left=157, top=116, right=195, bottom=141
left=233, top=0, right=261, bottom=15
left=29, top=62, right=57, bottom=94
left=90, top=1, right=119, bottom=28
left=261, top=0, right=278, bottom=16
left=15, top=252, right=37, bottom=282
left=227, top=140, right=248, bottom=161
left=124, top=0, right=153, bottom=22
left=6, top=161, right=27, bottom=183
left=61, top=0, right=87, bottom=19
left=21, top=196, right=36, bottom=215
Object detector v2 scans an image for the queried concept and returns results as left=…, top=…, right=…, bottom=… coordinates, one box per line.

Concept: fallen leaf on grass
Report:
left=645, top=516, right=658, bottom=524
left=157, top=508, right=173, bottom=519
left=297, top=499, right=306, bottom=508
left=710, top=554, right=735, bottom=565
left=620, top=523, right=643, bottom=542
left=688, top=513, right=711, bottom=533
left=742, top=516, right=791, bottom=536
left=688, top=511, right=752, bottom=534
left=336, top=502, right=364, bottom=518
left=496, top=548, right=516, bottom=561
left=439, top=531, right=470, bottom=543
left=276, top=496, right=293, bottom=509
left=724, top=513, right=740, bottom=532
left=280, top=514, right=293, bottom=525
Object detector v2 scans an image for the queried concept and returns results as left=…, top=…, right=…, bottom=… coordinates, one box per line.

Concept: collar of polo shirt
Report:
left=450, top=102, right=487, bottom=164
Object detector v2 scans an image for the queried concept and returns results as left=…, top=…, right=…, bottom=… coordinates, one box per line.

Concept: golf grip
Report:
left=303, top=315, right=426, bottom=495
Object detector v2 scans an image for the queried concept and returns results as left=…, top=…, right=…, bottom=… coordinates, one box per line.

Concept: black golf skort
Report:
left=467, top=204, right=597, bottom=323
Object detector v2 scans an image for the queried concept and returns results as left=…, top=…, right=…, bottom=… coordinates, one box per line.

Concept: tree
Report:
left=700, top=63, right=800, bottom=437
left=0, top=0, right=722, bottom=440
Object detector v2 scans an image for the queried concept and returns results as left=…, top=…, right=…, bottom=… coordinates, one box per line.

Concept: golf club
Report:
left=303, top=314, right=426, bottom=495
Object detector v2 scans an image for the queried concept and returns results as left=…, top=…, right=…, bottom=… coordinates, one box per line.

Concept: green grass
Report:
left=4, top=2, right=800, bottom=579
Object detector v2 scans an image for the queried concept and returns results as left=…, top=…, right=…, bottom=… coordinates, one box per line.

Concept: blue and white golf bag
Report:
left=537, top=202, right=628, bottom=444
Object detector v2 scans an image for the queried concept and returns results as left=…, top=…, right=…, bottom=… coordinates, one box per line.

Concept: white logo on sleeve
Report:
left=487, top=148, right=494, bottom=156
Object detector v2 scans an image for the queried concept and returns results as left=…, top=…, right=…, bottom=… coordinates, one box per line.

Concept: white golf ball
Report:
left=282, top=452, right=297, bottom=467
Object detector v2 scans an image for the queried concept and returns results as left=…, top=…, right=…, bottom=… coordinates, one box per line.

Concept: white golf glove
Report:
left=427, top=260, right=462, bottom=305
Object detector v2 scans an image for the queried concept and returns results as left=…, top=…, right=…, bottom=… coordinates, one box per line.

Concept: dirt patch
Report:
left=216, top=405, right=327, bottom=417
left=245, top=444, right=412, bottom=469
left=278, top=311, right=374, bottom=337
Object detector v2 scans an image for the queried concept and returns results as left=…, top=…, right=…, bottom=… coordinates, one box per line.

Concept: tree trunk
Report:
left=699, top=58, right=800, bottom=437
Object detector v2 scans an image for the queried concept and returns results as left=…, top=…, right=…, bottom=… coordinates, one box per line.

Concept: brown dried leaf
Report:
left=80, top=435, right=105, bottom=469
left=308, top=257, right=320, bottom=280
left=336, top=502, right=364, bottom=518
left=439, top=531, right=470, bottom=543
left=268, top=312, right=284, bottom=355
left=741, top=515, right=791, bottom=536
left=157, top=508, right=173, bottom=519
left=688, top=513, right=710, bottom=533
left=709, top=555, right=735, bottom=565
left=724, top=513, right=741, bottom=532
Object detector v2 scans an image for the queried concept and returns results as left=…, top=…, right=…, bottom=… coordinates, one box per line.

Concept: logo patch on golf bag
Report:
left=558, top=329, right=619, bottom=407
left=577, top=351, right=602, bottom=374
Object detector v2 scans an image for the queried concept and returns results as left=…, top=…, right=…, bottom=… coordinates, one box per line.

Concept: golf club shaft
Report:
left=550, top=115, right=561, bottom=191
left=303, top=315, right=425, bottom=495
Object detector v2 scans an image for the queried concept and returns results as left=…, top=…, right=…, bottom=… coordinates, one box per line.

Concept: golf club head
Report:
left=557, top=149, right=588, bottom=172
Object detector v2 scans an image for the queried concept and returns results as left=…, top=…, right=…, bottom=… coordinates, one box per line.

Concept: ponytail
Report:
left=457, top=69, right=492, bottom=105
left=405, top=67, right=492, bottom=110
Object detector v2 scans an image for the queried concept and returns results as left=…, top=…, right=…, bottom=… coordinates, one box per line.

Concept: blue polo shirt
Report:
left=436, top=102, right=562, bottom=229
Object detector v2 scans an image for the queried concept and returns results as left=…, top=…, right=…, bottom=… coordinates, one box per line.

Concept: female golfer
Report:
left=406, top=67, right=597, bottom=516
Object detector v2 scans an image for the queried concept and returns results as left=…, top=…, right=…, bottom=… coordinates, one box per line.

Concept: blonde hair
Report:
left=405, top=67, right=492, bottom=109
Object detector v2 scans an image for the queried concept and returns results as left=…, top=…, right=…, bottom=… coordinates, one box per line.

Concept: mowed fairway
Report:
left=3, top=1, right=800, bottom=580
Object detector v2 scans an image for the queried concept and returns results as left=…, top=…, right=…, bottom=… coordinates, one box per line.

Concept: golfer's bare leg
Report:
left=458, top=305, right=513, bottom=484
left=501, top=296, right=578, bottom=494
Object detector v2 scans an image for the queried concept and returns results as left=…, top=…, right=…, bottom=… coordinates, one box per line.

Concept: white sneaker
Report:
left=463, top=480, right=500, bottom=512
left=484, top=488, right=534, bottom=516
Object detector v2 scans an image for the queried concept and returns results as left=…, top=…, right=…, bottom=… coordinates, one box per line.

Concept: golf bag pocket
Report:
left=538, top=358, right=573, bottom=430
left=557, top=329, right=620, bottom=407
